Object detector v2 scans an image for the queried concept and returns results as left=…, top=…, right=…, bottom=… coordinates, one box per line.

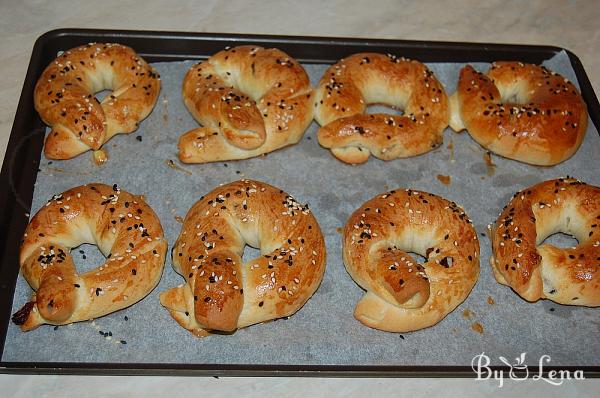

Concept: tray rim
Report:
left=0, top=362, right=597, bottom=378
left=0, top=28, right=599, bottom=378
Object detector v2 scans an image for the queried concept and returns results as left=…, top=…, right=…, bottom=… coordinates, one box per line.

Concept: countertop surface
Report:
left=0, top=1, right=598, bottom=396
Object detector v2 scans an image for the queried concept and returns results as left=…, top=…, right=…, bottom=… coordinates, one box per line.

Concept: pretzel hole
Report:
left=95, top=89, right=114, bottom=103
left=535, top=207, right=585, bottom=248
left=71, top=243, right=108, bottom=273
left=539, top=232, right=579, bottom=249
left=407, top=251, right=427, bottom=265
left=241, top=245, right=261, bottom=264
left=365, top=103, right=403, bottom=116
left=497, top=81, right=530, bottom=105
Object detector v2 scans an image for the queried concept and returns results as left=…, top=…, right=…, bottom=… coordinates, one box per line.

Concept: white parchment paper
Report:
left=3, top=51, right=599, bottom=367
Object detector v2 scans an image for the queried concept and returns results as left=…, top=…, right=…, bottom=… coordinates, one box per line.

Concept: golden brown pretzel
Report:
left=179, top=46, right=314, bottom=163
left=12, top=184, right=167, bottom=331
left=159, top=180, right=326, bottom=336
left=343, top=188, right=479, bottom=332
left=449, top=62, right=588, bottom=165
left=34, top=43, right=161, bottom=160
left=314, top=53, right=449, bottom=164
left=490, top=178, right=600, bottom=306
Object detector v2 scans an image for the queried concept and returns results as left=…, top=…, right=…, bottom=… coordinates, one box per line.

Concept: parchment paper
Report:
left=3, top=51, right=599, bottom=367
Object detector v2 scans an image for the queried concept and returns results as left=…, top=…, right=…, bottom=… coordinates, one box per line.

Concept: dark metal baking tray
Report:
left=0, top=29, right=598, bottom=377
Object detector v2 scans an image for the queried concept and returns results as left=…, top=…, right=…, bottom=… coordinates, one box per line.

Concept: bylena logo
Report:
left=471, top=352, right=585, bottom=387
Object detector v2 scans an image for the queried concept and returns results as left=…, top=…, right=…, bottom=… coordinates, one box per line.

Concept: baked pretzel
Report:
left=314, top=53, right=449, bottom=164
left=449, top=62, right=588, bottom=165
left=34, top=43, right=161, bottom=160
left=343, top=188, right=479, bottom=332
left=160, top=180, right=326, bottom=336
left=179, top=46, right=314, bottom=163
left=12, top=184, right=167, bottom=330
left=490, top=178, right=600, bottom=306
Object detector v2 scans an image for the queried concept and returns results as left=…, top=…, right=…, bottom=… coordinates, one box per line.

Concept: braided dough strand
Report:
left=343, top=189, right=479, bottom=332
left=315, top=53, right=449, bottom=164
left=160, top=180, right=326, bottom=336
left=34, top=43, right=161, bottom=159
left=12, top=184, right=167, bottom=331
left=491, top=178, right=600, bottom=306
left=179, top=46, right=314, bottom=163
left=449, top=62, right=588, bottom=165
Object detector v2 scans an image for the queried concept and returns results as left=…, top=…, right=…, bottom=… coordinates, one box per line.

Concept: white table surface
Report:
left=1, top=1, right=598, bottom=396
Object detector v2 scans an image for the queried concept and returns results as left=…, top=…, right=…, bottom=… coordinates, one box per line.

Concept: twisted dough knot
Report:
left=13, top=184, right=167, bottom=331
left=491, top=178, right=600, bottom=306
left=449, top=62, right=588, bottom=165
left=315, top=53, right=450, bottom=164
left=160, top=180, right=326, bottom=337
left=343, top=188, right=479, bottom=332
left=34, top=43, right=161, bottom=160
left=179, top=46, right=314, bottom=163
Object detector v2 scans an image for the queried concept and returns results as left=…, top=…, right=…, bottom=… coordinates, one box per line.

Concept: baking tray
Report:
left=0, top=29, right=599, bottom=377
